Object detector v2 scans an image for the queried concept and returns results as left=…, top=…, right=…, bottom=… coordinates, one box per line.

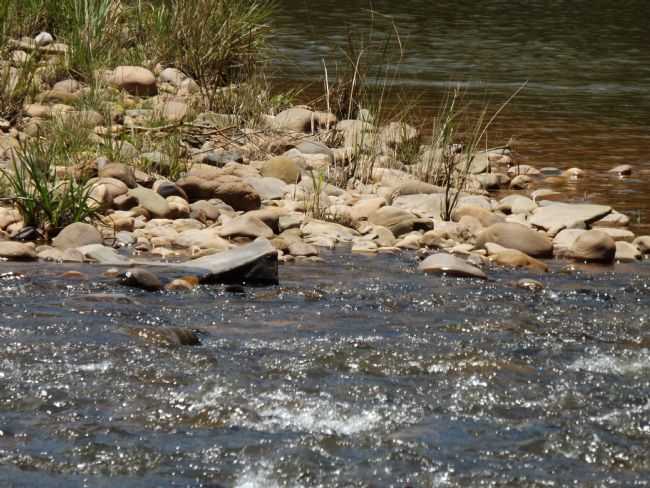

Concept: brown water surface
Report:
left=271, top=0, right=650, bottom=224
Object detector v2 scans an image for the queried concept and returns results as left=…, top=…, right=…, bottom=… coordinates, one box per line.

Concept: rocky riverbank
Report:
left=1, top=33, right=649, bottom=289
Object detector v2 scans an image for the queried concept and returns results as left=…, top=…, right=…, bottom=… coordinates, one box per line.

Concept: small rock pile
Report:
left=1, top=34, right=648, bottom=284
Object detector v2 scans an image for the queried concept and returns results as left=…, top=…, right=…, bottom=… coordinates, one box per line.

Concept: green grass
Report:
left=1, top=138, right=99, bottom=236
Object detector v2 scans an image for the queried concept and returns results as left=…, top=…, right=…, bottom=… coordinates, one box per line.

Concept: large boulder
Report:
left=418, top=253, right=487, bottom=279
left=111, top=66, right=157, bottom=96
left=167, top=238, right=278, bottom=285
left=52, top=222, right=102, bottom=249
left=476, top=223, right=553, bottom=258
left=569, top=230, right=616, bottom=263
left=529, top=203, right=612, bottom=234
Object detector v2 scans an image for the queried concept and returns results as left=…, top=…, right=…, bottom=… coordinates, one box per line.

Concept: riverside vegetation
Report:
left=0, top=0, right=648, bottom=292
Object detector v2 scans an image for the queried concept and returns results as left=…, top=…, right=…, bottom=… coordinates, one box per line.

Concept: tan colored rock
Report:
left=99, top=163, right=137, bottom=188
left=490, top=249, right=548, bottom=272
left=260, top=156, right=301, bottom=184
left=452, top=206, right=504, bottom=228
left=111, top=66, right=157, bottom=96
left=218, top=214, right=274, bottom=239
left=615, top=241, right=641, bottom=262
left=569, top=230, right=616, bottom=263
left=0, top=241, right=37, bottom=261
left=53, top=222, right=102, bottom=249
left=476, top=223, right=553, bottom=258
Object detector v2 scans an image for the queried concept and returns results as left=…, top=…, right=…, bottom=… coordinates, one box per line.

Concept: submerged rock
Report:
left=418, top=253, right=487, bottom=279
left=120, top=268, right=163, bottom=291
left=126, top=327, right=200, bottom=346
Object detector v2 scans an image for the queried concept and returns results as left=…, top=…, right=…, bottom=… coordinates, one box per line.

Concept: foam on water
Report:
left=243, top=391, right=382, bottom=436
left=569, top=349, right=650, bottom=375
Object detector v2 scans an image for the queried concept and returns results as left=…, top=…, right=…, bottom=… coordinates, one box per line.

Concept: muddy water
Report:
left=1, top=254, right=650, bottom=486
left=272, top=0, right=650, bottom=225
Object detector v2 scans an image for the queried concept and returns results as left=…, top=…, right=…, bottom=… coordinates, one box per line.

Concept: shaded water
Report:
left=1, top=254, right=650, bottom=486
left=272, top=0, right=650, bottom=223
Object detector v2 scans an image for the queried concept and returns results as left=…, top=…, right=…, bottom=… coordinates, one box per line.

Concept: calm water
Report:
left=272, top=0, right=650, bottom=224
left=1, top=255, right=650, bottom=486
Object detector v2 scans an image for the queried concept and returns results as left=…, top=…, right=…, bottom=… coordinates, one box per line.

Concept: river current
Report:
left=1, top=254, right=650, bottom=486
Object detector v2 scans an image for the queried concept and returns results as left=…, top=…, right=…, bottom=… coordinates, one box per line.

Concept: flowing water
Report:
left=273, top=0, right=650, bottom=226
left=3, top=2, right=650, bottom=486
left=1, top=255, right=650, bottom=486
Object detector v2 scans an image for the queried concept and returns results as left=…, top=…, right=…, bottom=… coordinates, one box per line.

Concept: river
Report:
left=272, top=0, right=650, bottom=227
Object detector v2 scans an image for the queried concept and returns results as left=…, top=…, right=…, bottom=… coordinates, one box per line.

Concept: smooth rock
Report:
left=477, top=223, right=553, bottom=258
left=218, top=215, right=274, bottom=239
left=260, top=156, right=301, bottom=184
left=615, top=241, right=641, bottom=262
left=99, top=163, right=137, bottom=188
left=516, top=278, right=545, bottom=292
left=127, top=186, right=170, bottom=218
left=529, top=203, right=612, bottom=234
left=243, top=176, right=289, bottom=201
left=418, top=253, right=487, bottom=279
left=111, top=66, right=157, bottom=96
left=77, top=244, right=130, bottom=265
left=0, top=242, right=37, bottom=261
left=608, top=164, right=632, bottom=176
left=53, top=222, right=102, bottom=249
left=120, top=268, right=162, bottom=291
left=633, top=236, right=650, bottom=254
left=569, top=230, right=616, bottom=263
left=490, top=249, right=549, bottom=272
left=165, top=238, right=278, bottom=285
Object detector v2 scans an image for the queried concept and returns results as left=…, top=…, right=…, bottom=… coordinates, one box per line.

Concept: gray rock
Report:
left=202, top=150, right=243, bottom=167
left=53, top=223, right=102, bottom=249
left=418, top=253, right=487, bottom=279
left=77, top=244, right=130, bottom=265
left=167, top=238, right=278, bottom=285
left=243, top=176, right=289, bottom=201
left=529, top=203, right=612, bottom=234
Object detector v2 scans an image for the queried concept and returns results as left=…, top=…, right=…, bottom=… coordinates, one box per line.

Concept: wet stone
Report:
left=119, top=268, right=163, bottom=291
